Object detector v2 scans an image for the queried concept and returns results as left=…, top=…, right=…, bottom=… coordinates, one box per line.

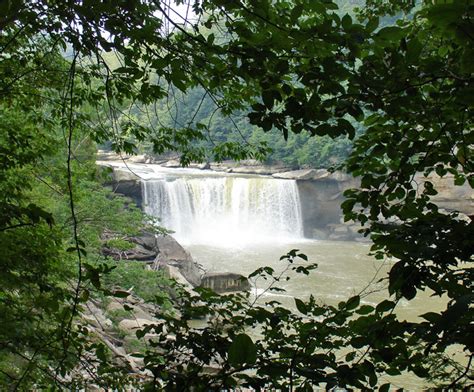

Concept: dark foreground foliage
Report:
left=0, top=0, right=472, bottom=389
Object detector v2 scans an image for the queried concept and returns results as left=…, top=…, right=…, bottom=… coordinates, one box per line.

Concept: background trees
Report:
left=0, top=0, right=472, bottom=389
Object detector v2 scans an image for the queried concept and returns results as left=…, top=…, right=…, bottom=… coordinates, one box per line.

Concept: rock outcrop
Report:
left=105, top=168, right=143, bottom=208
left=210, top=159, right=290, bottom=175
left=273, top=169, right=321, bottom=180
left=297, top=176, right=350, bottom=239
left=153, top=234, right=203, bottom=287
left=296, top=170, right=472, bottom=241
left=415, top=173, right=473, bottom=215
left=101, top=231, right=159, bottom=262
left=101, top=231, right=203, bottom=287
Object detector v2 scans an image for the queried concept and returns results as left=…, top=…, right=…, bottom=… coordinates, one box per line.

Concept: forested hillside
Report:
left=0, top=0, right=472, bottom=390
left=98, top=0, right=405, bottom=169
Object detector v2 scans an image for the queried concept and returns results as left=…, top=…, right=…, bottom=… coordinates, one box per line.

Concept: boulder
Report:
left=102, top=243, right=157, bottom=262
left=188, top=162, right=210, bottom=170
left=154, top=235, right=203, bottom=287
left=200, top=272, right=250, bottom=293
left=98, top=168, right=143, bottom=207
left=118, top=318, right=155, bottom=332
left=127, top=155, right=147, bottom=164
left=102, top=231, right=159, bottom=262
left=129, top=231, right=159, bottom=251
left=106, top=300, right=125, bottom=313
left=112, top=169, right=141, bottom=182
left=107, top=300, right=157, bottom=322
left=160, top=264, right=195, bottom=294
left=102, top=232, right=203, bottom=286
left=155, top=234, right=191, bottom=263
left=162, top=159, right=182, bottom=168
left=82, top=305, right=113, bottom=330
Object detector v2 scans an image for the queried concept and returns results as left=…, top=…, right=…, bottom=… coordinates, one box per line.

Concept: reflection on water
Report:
left=186, top=239, right=450, bottom=390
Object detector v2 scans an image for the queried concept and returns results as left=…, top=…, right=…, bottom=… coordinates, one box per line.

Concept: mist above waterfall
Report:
left=142, top=175, right=304, bottom=247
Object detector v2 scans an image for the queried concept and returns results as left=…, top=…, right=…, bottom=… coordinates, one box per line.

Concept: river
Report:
left=105, top=162, right=454, bottom=390
left=187, top=240, right=450, bottom=391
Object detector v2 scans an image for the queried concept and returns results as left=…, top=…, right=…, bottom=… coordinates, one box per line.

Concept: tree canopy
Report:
left=0, top=0, right=472, bottom=389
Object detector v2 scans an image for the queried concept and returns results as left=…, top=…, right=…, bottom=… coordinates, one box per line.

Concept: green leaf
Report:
left=345, top=351, right=356, bottom=362
left=80, top=289, right=90, bottom=302
left=366, top=17, right=379, bottom=33
left=342, top=14, right=352, bottom=30
left=95, top=344, right=107, bottom=362
left=376, top=300, right=396, bottom=313
left=356, top=305, right=374, bottom=315
left=295, top=298, right=307, bottom=314
left=228, top=334, right=257, bottom=367
left=421, top=312, right=441, bottom=323
left=346, top=295, right=360, bottom=310
left=297, top=253, right=308, bottom=261
left=290, top=4, right=303, bottom=22
left=377, top=26, right=404, bottom=42
left=323, top=1, right=338, bottom=10
left=379, top=383, right=390, bottom=392
left=262, top=90, right=274, bottom=109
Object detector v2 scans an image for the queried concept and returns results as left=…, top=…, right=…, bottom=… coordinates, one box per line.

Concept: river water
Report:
left=186, top=240, right=452, bottom=391
left=104, top=163, right=456, bottom=390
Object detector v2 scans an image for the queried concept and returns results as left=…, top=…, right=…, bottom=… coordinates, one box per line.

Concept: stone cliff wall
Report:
left=296, top=171, right=473, bottom=241
left=295, top=173, right=362, bottom=240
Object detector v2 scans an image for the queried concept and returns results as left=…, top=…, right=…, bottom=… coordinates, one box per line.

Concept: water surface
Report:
left=186, top=240, right=450, bottom=390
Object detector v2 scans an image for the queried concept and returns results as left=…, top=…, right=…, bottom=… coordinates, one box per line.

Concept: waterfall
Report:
left=142, top=175, right=304, bottom=246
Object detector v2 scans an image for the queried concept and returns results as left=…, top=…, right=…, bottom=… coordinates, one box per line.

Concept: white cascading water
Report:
left=142, top=176, right=304, bottom=246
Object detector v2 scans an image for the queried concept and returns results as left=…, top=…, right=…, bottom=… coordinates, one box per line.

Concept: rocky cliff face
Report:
left=295, top=171, right=473, bottom=241
left=296, top=173, right=358, bottom=239
left=81, top=295, right=160, bottom=377
left=415, top=173, right=473, bottom=215
left=105, top=167, right=143, bottom=208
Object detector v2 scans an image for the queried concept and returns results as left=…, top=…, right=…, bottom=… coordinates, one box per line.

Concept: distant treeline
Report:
left=101, top=0, right=401, bottom=169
